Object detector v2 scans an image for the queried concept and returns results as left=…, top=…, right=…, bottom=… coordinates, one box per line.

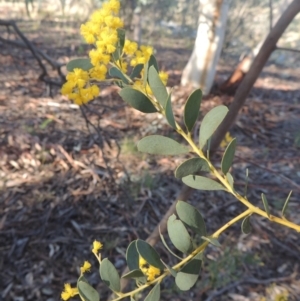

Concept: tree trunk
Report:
left=219, top=0, right=293, bottom=94
left=181, top=0, right=230, bottom=95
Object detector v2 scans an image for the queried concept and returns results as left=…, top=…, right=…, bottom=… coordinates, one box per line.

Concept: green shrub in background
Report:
left=61, top=0, right=300, bottom=300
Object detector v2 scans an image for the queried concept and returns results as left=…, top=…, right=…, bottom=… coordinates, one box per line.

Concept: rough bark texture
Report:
left=181, top=0, right=230, bottom=95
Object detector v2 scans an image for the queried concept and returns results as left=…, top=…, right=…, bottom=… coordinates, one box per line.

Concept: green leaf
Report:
left=109, top=66, right=129, bottom=84
left=148, top=55, right=159, bottom=72
left=184, top=88, right=202, bottom=132
left=136, top=240, right=164, bottom=270
left=261, top=193, right=270, bottom=218
left=176, top=201, right=206, bottom=236
left=201, top=236, right=221, bottom=247
left=112, top=28, right=125, bottom=61
left=144, top=283, right=160, bottom=301
left=119, top=87, right=157, bottom=113
left=126, top=240, right=139, bottom=271
left=221, top=138, right=236, bottom=174
left=167, top=214, right=193, bottom=254
left=175, top=253, right=202, bottom=291
left=78, top=281, right=100, bottom=301
left=241, top=215, right=252, bottom=234
left=137, top=135, right=189, bottom=155
left=182, top=175, right=225, bottom=191
left=122, top=269, right=144, bottom=279
left=165, top=92, right=176, bottom=129
left=66, top=58, right=93, bottom=72
left=159, top=227, right=183, bottom=260
left=226, top=172, right=234, bottom=189
left=282, top=190, right=292, bottom=217
left=199, top=105, right=229, bottom=149
left=99, top=258, right=121, bottom=292
left=130, top=64, right=144, bottom=79
left=148, top=66, right=168, bottom=108
left=175, top=158, right=210, bottom=179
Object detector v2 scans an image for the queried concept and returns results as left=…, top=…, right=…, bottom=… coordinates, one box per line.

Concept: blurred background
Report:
left=1, top=1, right=300, bottom=301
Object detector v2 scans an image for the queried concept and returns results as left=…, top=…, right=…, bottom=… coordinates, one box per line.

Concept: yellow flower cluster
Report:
left=220, top=132, right=233, bottom=148
left=61, top=0, right=168, bottom=106
left=139, top=256, right=161, bottom=282
left=92, top=240, right=103, bottom=254
left=61, top=283, right=79, bottom=301
left=80, top=261, right=91, bottom=274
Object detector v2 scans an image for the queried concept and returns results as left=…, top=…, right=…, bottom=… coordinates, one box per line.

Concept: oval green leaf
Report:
left=159, top=227, right=183, bottom=260
left=130, top=64, right=144, bottom=79
left=78, top=281, right=100, bottom=301
left=201, top=236, right=221, bottom=247
left=261, top=193, right=270, bottom=218
left=282, top=190, right=292, bottom=217
left=176, top=201, right=206, bottom=236
left=109, top=66, right=129, bottom=84
left=165, top=92, right=176, bottom=129
left=175, top=158, right=210, bottom=179
left=167, top=214, right=192, bottom=254
left=119, top=87, right=157, bottom=113
left=148, top=66, right=168, bottom=108
left=136, top=240, right=164, bottom=270
left=144, top=282, right=160, bottom=301
left=184, top=88, right=202, bottom=132
left=126, top=240, right=139, bottom=271
left=199, top=105, right=229, bottom=149
left=137, top=135, right=189, bottom=155
left=226, top=172, right=234, bottom=189
left=67, top=58, right=93, bottom=72
left=221, top=138, right=236, bottom=174
left=241, top=215, right=252, bottom=234
left=175, top=253, right=202, bottom=291
left=112, top=28, right=125, bottom=61
left=122, top=269, right=144, bottom=279
left=148, top=55, right=159, bottom=72
left=182, top=175, right=225, bottom=191
left=99, top=258, right=121, bottom=292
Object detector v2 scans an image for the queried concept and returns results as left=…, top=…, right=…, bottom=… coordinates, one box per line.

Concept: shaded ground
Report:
left=1, top=18, right=300, bottom=301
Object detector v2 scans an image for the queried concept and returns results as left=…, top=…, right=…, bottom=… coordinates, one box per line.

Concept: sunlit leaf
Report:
left=282, top=190, right=292, bottom=217
left=241, top=215, right=252, bottom=234
left=199, top=105, right=229, bottom=149
left=126, top=240, right=139, bottom=271
left=148, top=66, right=168, bottom=108
left=221, top=138, right=236, bottom=174
left=201, top=236, right=221, bottom=247
left=261, top=193, right=270, bottom=218
left=122, top=269, right=144, bottom=279
left=78, top=281, right=100, bottom=301
left=99, top=258, right=121, bottom=292
left=182, top=175, right=225, bottom=191
left=165, top=93, right=176, bottom=129
left=167, top=214, right=192, bottom=254
left=184, top=88, right=202, bottom=132
left=119, top=87, right=157, bottom=113
left=176, top=201, right=206, bottom=236
left=226, top=172, right=234, bottom=189
left=144, top=283, right=160, bottom=301
left=175, top=253, right=202, bottom=291
left=175, top=158, right=210, bottom=179
left=137, top=135, right=189, bottom=155
left=159, top=227, right=183, bottom=260
left=67, top=58, right=93, bottom=72
left=136, top=240, right=164, bottom=270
